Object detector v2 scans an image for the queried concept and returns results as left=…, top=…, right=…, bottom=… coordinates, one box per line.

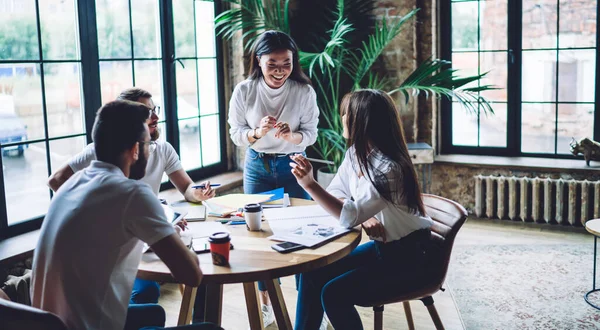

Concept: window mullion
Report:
left=594, top=1, right=600, bottom=142
left=159, top=0, right=180, bottom=153
left=506, top=0, right=522, bottom=156
left=439, top=0, right=453, bottom=154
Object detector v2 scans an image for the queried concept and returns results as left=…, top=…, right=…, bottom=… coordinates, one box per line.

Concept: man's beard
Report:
left=130, top=150, right=148, bottom=180
left=151, top=127, right=160, bottom=141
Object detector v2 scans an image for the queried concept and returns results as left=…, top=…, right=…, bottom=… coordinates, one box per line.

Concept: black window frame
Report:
left=440, top=0, right=600, bottom=158
left=0, top=0, right=227, bottom=240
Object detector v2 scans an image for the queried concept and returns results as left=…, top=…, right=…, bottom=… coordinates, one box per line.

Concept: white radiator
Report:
left=474, top=175, right=600, bottom=226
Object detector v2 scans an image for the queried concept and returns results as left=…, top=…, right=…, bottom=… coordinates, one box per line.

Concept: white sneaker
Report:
left=319, top=314, right=329, bottom=330
left=261, top=304, right=276, bottom=328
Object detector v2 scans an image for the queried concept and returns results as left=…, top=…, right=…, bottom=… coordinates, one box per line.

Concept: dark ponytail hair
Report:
left=248, top=30, right=312, bottom=85
left=340, top=89, right=426, bottom=216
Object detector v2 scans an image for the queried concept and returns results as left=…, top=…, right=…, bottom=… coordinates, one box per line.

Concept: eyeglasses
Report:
left=139, top=140, right=157, bottom=153
left=148, top=105, right=161, bottom=116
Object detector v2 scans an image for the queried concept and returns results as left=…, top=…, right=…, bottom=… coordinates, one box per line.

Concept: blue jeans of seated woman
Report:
left=130, top=279, right=160, bottom=304
left=244, top=148, right=310, bottom=292
left=125, top=303, right=223, bottom=330
left=295, top=229, right=432, bottom=330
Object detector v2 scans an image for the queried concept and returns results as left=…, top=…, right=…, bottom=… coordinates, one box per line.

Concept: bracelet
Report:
left=252, top=128, right=261, bottom=140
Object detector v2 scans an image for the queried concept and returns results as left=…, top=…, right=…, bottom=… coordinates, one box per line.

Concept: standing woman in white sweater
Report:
left=227, top=30, right=320, bottom=326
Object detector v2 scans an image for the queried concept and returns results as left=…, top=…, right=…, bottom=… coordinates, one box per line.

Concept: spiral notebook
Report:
left=263, top=205, right=350, bottom=247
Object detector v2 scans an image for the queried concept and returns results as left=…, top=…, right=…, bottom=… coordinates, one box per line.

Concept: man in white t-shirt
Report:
left=31, top=100, right=220, bottom=330
left=47, top=88, right=216, bottom=305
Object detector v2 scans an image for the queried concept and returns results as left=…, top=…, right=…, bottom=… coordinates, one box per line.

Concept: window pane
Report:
left=452, top=52, right=479, bottom=89
left=0, top=0, right=39, bottom=60
left=40, top=0, right=80, bottom=60
left=49, top=136, right=87, bottom=174
left=176, top=59, right=199, bottom=119
left=198, top=59, right=219, bottom=115
left=522, top=0, right=557, bottom=49
left=559, top=0, right=596, bottom=48
left=480, top=52, right=507, bottom=102
left=179, top=118, right=201, bottom=170
left=522, top=50, right=557, bottom=102
left=96, top=0, right=132, bottom=59
left=480, top=0, right=507, bottom=51
left=134, top=60, right=163, bottom=105
left=100, top=61, right=133, bottom=103
left=452, top=102, right=478, bottom=146
left=556, top=104, right=595, bottom=154
left=174, top=0, right=195, bottom=58
left=3, top=141, right=50, bottom=225
left=479, top=103, right=507, bottom=147
left=195, top=0, right=216, bottom=58
left=0, top=64, right=45, bottom=141
left=521, top=103, right=556, bottom=154
left=131, top=0, right=161, bottom=58
left=452, top=2, right=478, bottom=51
left=557, top=49, right=595, bottom=103
left=44, top=63, right=84, bottom=138
left=201, top=115, right=220, bottom=166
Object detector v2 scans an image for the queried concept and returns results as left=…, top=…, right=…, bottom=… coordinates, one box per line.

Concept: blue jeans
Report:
left=294, top=230, right=432, bottom=330
left=125, top=303, right=222, bottom=330
left=130, top=279, right=160, bottom=304
left=244, top=148, right=310, bottom=292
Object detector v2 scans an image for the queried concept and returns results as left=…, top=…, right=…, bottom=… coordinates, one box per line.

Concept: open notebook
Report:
left=263, top=205, right=350, bottom=248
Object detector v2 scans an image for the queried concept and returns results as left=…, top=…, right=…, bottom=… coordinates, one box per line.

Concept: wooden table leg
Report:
left=204, top=283, right=223, bottom=326
left=177, top=285, right=198, bottom=326
left=243, top=282, right=264, bottom=330
left=265, top=279, right=293, bottom=330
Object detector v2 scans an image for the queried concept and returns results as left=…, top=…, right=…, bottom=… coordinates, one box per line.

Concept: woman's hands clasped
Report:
left=255, top=116, right=295, bottom=142
left=290, top=154, right=316, bottom=189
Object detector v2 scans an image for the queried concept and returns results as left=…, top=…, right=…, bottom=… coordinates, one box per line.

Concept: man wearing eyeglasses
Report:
left=47, top=88, right=216, bottom=306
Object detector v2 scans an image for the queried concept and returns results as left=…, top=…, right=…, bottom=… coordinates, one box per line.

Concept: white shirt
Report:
left=31, top=161, right=176, bottom=330
left=327, top=147, right=433, bottom=242
left=68, top=140, right=182, bottom=195
left=228, top=78, right=320, bottom=153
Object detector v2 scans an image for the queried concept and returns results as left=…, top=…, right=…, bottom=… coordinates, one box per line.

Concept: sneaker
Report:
left=319, top=315, right=329, bottom=330
left=261, top=304, right=276, bottom=328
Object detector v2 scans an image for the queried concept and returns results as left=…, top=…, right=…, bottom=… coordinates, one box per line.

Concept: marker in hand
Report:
left=192, top=184, right=221, bottom=189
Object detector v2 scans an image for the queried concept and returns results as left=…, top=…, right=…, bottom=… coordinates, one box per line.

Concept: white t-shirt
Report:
left=31, top=161, right=176, bottom=330
left=228, top=78, right=320, bottom=153
left=327, top=147, right=433, bottom=242
left=68, top=140, right=182, bottom=195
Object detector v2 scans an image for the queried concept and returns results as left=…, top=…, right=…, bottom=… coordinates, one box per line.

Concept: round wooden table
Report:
left=585, top=219, right=600, bottom=310
left=137, top=198, right=362, bottom=329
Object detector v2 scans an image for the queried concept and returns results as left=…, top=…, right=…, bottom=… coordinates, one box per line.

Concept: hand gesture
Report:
left=274, top=121, right=293, bottom=141
left=361, top=218, right=386, bottom=242
left=290, top=154, right=315, bottom=189
left=193, top=180, right=216, bottom=201
left=256, top=116, right=277, bottom=138
left=173, top=219, right=188, bottom=235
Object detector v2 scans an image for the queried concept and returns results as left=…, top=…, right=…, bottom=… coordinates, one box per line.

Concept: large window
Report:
left=0, top=0, right=226, bottom=238
left=442, top=0, right=599, bottom=157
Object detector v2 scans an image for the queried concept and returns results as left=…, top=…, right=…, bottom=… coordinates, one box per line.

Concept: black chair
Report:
left=0, top=298, right=67, bottom=330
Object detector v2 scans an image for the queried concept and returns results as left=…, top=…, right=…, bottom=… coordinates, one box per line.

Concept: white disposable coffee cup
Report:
left=244, top=203, right=263, bottom=231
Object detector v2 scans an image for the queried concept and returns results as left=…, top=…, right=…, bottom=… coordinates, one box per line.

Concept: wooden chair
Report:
left=0, top=298, right=67, bottom=330
left=357, top=194, right=468, bottom=330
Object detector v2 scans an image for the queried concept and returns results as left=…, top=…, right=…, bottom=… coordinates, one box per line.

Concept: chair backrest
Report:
left=422, top=194, right=468, bottom=287
left=0, top=299, right=67, bottom=330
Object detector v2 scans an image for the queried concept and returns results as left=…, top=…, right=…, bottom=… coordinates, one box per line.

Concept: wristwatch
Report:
left=252, top=128, right=261, bottom=140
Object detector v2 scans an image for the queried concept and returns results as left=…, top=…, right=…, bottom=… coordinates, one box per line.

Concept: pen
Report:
left=229, top=221, right=246, bottom=225
left=193, top=184, right=221, bottom=189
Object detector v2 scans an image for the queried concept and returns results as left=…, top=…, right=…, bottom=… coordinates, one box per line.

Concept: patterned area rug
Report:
left=447, top=244, right=600, bottom=329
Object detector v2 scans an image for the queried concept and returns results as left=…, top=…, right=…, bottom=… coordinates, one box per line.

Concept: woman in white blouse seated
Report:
left=290, top=89, right=434, bottom=330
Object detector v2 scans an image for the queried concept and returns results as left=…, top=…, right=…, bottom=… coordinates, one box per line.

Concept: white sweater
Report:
left=227, top=78, right=319, bottom=153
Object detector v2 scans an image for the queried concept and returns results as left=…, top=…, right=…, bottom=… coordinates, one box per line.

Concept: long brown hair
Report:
left=340, top=89, right=425, bottom=215
left=248, top=30, right=312, bottom=85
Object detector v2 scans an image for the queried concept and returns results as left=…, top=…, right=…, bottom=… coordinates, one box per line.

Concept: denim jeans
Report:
left=125, top=303, right=223, bottom=330
left=130, top=278, right=160, bottom=304
left=294, top=229, right=432, bottom=330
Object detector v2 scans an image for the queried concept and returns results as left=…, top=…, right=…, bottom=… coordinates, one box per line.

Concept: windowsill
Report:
left=0, top=171, right=244, bottom=267
left=435, top=154, right=600, bottom=172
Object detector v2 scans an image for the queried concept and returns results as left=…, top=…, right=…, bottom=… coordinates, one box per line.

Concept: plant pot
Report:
left=317, top=167, right=336, bottom=189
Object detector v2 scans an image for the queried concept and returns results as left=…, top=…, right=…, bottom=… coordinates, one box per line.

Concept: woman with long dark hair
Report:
left=290, top=89, right=433, bottom=330
left=225, top=30, right=319, bottom=327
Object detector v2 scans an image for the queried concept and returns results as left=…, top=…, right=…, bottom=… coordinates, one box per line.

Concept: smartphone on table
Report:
left=271, top=241, right=305, bottom=253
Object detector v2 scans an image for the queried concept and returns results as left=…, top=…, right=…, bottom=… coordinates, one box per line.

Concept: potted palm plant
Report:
left=216, top=0, right=494, bottom=184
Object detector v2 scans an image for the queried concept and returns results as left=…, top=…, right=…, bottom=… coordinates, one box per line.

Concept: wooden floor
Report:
left=158, top=218, right=590, bottom=329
